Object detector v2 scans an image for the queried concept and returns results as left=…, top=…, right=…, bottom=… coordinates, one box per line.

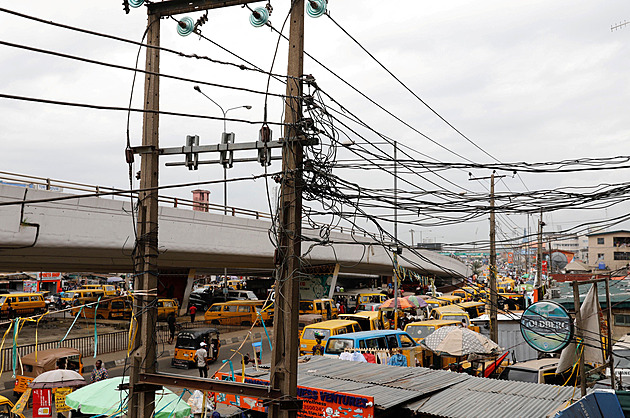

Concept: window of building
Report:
left=597, top=238, right=605, bottom=245
left=614, top=237, right=630, bottom=248
left=615, top=314, right=630, bottom=326
left=597, top=253, right=605, bottom=260
left=614, top=252, right=630, bottom=261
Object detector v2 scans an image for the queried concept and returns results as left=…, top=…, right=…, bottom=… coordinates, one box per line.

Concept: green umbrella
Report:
left=65, top=376, right=190, bottom=418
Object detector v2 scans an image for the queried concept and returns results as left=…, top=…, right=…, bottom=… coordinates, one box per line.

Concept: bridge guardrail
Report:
left=0, top=171, right=270, bottom=221
left=0, top=171, right=367, bottom=236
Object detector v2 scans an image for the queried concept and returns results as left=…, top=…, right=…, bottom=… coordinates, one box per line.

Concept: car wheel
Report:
left=211, top=320, right=220, bottom=325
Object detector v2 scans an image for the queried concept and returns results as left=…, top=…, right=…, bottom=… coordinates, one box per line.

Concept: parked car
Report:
left=188, top=289, right=233, bottom=312
left=498, top=358, right=562, bottom=385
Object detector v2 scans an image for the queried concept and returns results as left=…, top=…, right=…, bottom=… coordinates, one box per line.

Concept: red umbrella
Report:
left=380, top=298, right=414, bottom=309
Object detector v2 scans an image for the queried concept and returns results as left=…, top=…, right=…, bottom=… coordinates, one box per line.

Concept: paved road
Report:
left=0, top=337, right=272, bottom=417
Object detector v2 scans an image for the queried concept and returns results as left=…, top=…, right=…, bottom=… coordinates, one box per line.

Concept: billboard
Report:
left=299, top=264, right=340, bottom=300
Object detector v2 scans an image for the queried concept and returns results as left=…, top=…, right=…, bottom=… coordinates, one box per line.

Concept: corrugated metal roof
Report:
left=246, top=357, right=580, bottom=416
left=247, top=356, right=466, bottom=410
left=405, top=375, right=582, bottom=418
left=296, top=357, right=465, bottom=409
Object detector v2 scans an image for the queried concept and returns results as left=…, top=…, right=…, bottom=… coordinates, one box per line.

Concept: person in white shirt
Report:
left=195, top=342, right=208, bottom=378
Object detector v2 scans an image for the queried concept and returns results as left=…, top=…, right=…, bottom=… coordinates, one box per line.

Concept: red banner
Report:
left=542, top=261, right=548, bottom=275
left=507, top=252, right=514, bottom=264
left=213, top=373, right=374, bottom=418
left=32, top=389, right=52, bottom=418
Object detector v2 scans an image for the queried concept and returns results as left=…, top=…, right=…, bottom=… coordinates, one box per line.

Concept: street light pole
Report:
left=409, top=229, right=415, bottom=247
left=193, top=86, right=251, bottom=214
left=193, top=85, right=251, bottom=289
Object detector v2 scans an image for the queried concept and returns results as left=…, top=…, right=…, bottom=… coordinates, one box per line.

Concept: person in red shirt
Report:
left=189, top=305, right=197, bottom=323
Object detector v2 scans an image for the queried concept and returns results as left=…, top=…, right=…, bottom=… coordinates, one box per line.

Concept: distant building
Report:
left=587, top=230, right=630, bottom=272
left=548, top=232, right=579, bottom=253
left=576, top=234, right=589, bottom=263
left=191, top=189, right=210, bottom=212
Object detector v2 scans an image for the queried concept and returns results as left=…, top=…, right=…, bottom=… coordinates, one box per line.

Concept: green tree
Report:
left=471, top=260, right=482, bottom=276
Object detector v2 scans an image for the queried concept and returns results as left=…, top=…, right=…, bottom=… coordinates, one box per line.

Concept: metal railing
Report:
left=0, top=321, right=250, bottom=372
left=0, top=330, right=128, bottom=373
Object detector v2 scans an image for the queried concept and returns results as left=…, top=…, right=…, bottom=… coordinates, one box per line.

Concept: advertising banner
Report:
left=55, top=388, right=73, bottom=413
left=214, top=373, right=374, bottom=418
left=33, top=388, right=52, bottom=418
left=12, top=388, right=31, bottom=415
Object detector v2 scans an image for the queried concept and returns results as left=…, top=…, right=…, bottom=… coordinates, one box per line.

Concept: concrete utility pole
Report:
left=128, top=2, right=261, bottom=418
left=469, top=172, right=504, bottom=343
left=536, top=211, right=544, bottom=290
left=488, top=173, right=498, bottom=343
left=129, top=10, right=160, bottom=418
left=393, top=140, right=399, bottom=328
left=269, top=1, right=305, bottom=417
left=525, top=214, right=530, bottom=276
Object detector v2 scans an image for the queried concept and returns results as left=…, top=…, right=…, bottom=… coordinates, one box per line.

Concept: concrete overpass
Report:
left=0, top=183, right=468, bottom=278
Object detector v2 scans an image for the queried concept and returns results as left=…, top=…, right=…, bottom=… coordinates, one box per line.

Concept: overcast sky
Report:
left=1, top=1, right=630, bottom=250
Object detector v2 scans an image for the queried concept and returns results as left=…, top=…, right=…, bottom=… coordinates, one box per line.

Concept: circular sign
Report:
left=520, top=301, right=573, bottom=353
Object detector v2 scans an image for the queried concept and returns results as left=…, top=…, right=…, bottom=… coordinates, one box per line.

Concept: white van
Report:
left=227, top=289, right=258, bottom=300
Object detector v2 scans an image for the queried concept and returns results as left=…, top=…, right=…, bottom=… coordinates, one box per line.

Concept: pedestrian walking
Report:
left=189, top=305, right=197, bottom=323
left=195, top=342, right=208, bottom=378
left=167, top=312, right=176, bottom=344
left=90, top=360, right=109, bottom=383
left=312, top=334, right=325, bottom=356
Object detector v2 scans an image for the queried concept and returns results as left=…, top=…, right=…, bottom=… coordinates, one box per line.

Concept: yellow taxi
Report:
left=299, top=319, right=360, bottom=355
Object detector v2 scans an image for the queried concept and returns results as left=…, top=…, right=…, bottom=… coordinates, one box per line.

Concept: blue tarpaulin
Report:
left=555, top=390, right=623, bottom=418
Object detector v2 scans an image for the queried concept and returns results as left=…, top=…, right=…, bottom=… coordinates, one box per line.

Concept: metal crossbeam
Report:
left=138, top=372, right=282, bottom=400
left=166, top=156, right=282, bottom=166
left=148, top=0, right=263, bottom=16
left=132, top=139, right=318, bottom=156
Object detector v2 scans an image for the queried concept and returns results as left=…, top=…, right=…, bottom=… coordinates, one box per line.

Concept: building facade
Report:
left=587, top=230, right=630, bottom=272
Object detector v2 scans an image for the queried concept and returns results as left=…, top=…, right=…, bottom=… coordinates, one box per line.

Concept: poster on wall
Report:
left=23, top=281, right=38, bottom=293
left=213, top=373, right=374, bottom=418
left=299, top=264, right=340, bottom=300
